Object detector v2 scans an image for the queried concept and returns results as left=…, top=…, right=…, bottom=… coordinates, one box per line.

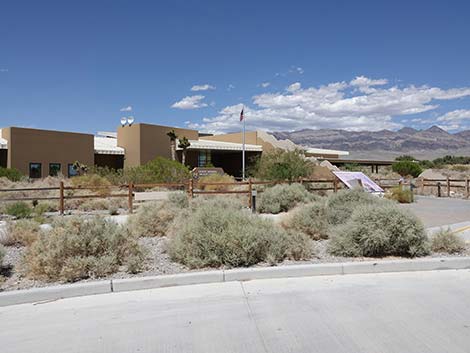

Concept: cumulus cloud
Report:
left=186, top=76, right=470, bottom=133
left=172, top=95, right=208, bottom=110
left=120, top=106, right=132, bottom=112
left=437, top=109, right=470, bottom=123
left=191, top=84, right=216, bottom=91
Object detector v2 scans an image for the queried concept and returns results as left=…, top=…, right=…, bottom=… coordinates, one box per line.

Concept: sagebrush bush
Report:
left=386, top=187, right=414, bottom=203
left=258, top=183, right=315, bottom=214
left=128, top=201, right=179, bottom=237
left=328, top=203, right=429, bottom=258
left=5, top=201, right=33, bottom=219
left=282, top=201, right=328, bottom=240
left=22, top=217, right=145, bottom=282
left=34, top=201, right=58, bottom=215
left=168, top=191, right=189, bottom=208
left=197, top=174, right=235, bottom=191
left=0, top=244, right=5, bottom=268
left=326, top=189, right=386, bottom=225
left=71, top=174, right=111, bottom=196
left=252, top=149, right=313, bottom=181
left=0, top=220, right=40, bottom=246
left=431, top=229, right=466, bottom=254
left=168, top=198, right=311, bottom=268
left=78, top=199, right=110, bottom=212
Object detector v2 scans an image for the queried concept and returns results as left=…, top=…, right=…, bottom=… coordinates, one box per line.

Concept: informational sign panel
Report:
left=333, top=171, right=384, bottom=193
left=191, top=167, right=224, bottom=179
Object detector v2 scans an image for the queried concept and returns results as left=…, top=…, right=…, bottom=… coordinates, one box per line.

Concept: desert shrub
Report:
left=71, top=174, right=111, bottom=196
left=34, top=201, right=58, bottom=215
left=386, top=187, right=414, bottom=203
left=78, top=199, right=110, bottom=212
left=0, top=167, right=23, bottom=182
left=5, top=201, right=33, bottom=219
left=123, top=157, right=190, bottom=184
left=328, top=203, right=429, bottom=258
left=168, top=198, right=310, bottom=268
left=128, top=201, right=179, bottom=237
left=326, top=189, right=386, bottom=226
left=252, top=149, right=313, bottom=181
left=431, top=229, right=466, bottom=254
left=168, top=191, right=189, bottom=208
left=0, top=245, right=5, bottom=269
left=258, top=183, right=315, bottom=214
left=282, top=201, right=328, bottom=240
left=392, top=161, right=423, bottom=177
left=22, top=217, right=145, bottom=282
left=0, top=219, right=41, bottom=246
left=197, top=174, right=235, bottom=191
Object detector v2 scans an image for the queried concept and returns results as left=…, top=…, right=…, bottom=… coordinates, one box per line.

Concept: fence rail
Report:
left=0, top=176, right=417, bottom=215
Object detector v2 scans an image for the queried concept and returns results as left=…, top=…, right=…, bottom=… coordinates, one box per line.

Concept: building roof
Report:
left=94, top=136, right=125, bottom=155
left=305, top=147, right=349, bottom=156
left=178, top=139, right=263, bottom=152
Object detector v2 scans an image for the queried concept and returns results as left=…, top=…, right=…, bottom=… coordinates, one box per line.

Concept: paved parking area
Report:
left=1, top=270, right=470, bottom=353
left=401, top=196, right=470, bottom=228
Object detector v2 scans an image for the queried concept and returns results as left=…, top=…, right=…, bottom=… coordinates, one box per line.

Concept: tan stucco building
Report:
left=0, top=123, right=348, bottom=178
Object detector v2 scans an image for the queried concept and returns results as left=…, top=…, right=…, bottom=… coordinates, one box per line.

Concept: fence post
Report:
left=248, top=178, right=253, bottom=209
left=447, top=177, right=451, bottom=197
left=59, top=181, right=64, bottom=215
left=466, top=178, right=469, bottom=199
left=420, top=177, right=425, bottom=195
left=128, top=183, right=134, bottom=214
left=188, top=178, right=194, bottom=198
left=333, top=177, right=338, bottom=193
left=437, top=182, right=442, bottom=197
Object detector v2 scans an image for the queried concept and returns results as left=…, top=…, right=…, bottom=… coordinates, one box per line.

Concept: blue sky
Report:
left=1, top=0, right=470, bottom=134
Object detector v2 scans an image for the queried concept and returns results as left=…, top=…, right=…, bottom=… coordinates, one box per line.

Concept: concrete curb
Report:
left=1, top=257, right=469, bottom=307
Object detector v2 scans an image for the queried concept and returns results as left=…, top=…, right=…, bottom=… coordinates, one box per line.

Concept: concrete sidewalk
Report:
left=1, top=270, right=470, bottom=353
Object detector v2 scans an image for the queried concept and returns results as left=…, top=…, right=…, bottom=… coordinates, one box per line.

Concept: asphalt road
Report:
left=1, top=270, right=470, bottom=353
left=401, top=196, right=470, bottom=228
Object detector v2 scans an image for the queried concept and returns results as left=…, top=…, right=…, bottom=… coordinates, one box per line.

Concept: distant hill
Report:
left=271, top=126, right=470, bottom=160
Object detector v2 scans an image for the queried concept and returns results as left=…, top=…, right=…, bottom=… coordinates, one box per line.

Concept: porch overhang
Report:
left=177, top=139, right=263, bottom=152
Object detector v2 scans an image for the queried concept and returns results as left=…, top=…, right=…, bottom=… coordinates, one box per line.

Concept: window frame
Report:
left=29, top=162, right=42, bottom=179
left=49, top=163, right=61, bottom=177
left=67, top=163, right=79, bottom=178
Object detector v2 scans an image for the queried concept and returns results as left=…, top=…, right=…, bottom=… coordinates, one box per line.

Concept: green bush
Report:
left=326, top=189, right=386, bottom=226
left=168, top=198, right=311, bottom=268
left=282, top=201, right=328, bottom=240
left=0, top=219, right=41, bottom=246
left=5, top=202, right=33, bottom=219
left=23, top=217, right=145, bottom=282
left=252, top=149, right=313, bottom=181
left=128, top=201, right=179, bottom=237
left=431, top=229, right=466, bottom=254
left=34, top=201, right=58, bottom=215
left=0, top=167, right=23, bottom=182
left=258, top=183, right=315, bottom=214
left=386, top=187, right=414, bottom=203
left=392, top=161, right=423, bottom=177
left=328, top=203, right=429, bottom=258
left=71, top=174, right=112, bottom=196
left=168, top=191, right=189, bottom=208
left=197, top=174, right=235, bottom=191
left=124, top=157, right=190, bottom=184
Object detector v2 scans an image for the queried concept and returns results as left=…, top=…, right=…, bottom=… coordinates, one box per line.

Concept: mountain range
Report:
left=271, top=126, right=470, bottom=160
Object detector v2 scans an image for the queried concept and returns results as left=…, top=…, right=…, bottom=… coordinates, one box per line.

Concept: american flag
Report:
left=240, top=108, right=244, bottom=122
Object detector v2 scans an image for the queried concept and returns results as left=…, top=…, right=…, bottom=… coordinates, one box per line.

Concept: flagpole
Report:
left=242, top=108, right=246, bottom=180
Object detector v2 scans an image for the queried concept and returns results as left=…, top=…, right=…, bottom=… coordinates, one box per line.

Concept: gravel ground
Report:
left=2, top=236, right=468, bottom=293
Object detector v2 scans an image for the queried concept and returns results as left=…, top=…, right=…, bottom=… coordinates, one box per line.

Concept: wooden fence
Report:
left=418, top=177, right=470, bottom=198
left=0, top=177, right=407, bottom=215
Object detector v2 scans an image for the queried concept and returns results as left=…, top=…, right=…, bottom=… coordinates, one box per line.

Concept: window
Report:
left=29, top=163, right=42, bottom=179
left=68, top=164, right=79, bottom=177
left=49, top=163, right=61, bottom=177
left=198, top=150, right=212, bottom=167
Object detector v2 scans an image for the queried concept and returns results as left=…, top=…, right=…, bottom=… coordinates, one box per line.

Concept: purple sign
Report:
left=333, top=171, right=384, bottom=193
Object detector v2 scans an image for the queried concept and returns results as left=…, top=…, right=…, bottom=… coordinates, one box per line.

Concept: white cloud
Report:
left=0, top=68, right=8, bottom=73
left=172, top=95, right=208, bottom=110
left=227, top=84, right=235, bottom=91
left=187, top=76, right=470, bottom=133
left=260, top=82, right=270, bottom=88
left=191, top=84, right=216, bottom=91
left=437, top=109, right=470, bottom=123
left=286, top=82, right=301, bottom=92
left=120, top=106, right=132, bottom=112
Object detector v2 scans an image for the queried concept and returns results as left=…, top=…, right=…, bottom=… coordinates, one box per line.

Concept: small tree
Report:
left=167, top=130, right=178, bottom=161
left=392, top=160, right=423, bottom=177
left=72, top=161, right=88, bottom=176
left=252, top=149, right=313, bottom=181
left=178, top=136, right=191, bottom=166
